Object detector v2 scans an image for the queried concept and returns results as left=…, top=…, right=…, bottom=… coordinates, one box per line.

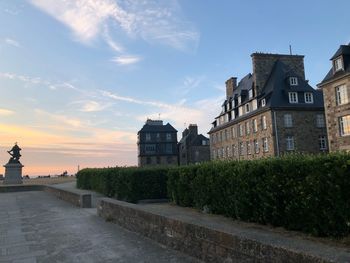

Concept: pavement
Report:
left=0, top=190, right=200, bottom=263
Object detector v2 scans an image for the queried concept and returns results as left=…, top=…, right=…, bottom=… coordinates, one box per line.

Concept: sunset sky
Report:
left=0, top=0, right=349, bottom=176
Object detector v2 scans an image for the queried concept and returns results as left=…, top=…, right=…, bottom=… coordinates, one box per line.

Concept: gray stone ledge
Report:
left=44, top=185, right=92, bottom=208
left=98, top=197, right=350, bottom=263
left=0, top=185, right=44, bottom=192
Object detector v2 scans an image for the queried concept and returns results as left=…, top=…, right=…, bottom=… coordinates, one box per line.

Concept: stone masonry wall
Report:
left=321, top=75, right=350, bottom=151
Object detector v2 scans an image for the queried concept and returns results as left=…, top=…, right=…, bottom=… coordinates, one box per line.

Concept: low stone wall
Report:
left=0, top=185, right=44, bottom=192
left=98, top=198, right=350, bottom=263
left=44, top=185, right=91, bottom=208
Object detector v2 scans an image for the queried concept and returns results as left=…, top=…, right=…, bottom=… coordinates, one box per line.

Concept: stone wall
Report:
left=44, top=185, right=91, bottom=208
left=274, top=110, right=328, bottom=154
left=98, top=198, right=349, bottom=263
left=321, top=75, right=350, bottom=151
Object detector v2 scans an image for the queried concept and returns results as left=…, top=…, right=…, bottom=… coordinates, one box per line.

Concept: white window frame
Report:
left=336, top=85, right=349, bottom=105
left=247, top=141, right=251, bottom=155
left=319, top=136, right=327, bottom=150
left=286, top=136, right=295, bottom=151
left=339, top=115, right=350, bottom=136
left=239, top=142, right=244, bottom=156
left=261, top=115, right=267, bottom=130
left=289, top=92, right=298, bottom=103
left=304, top=92, right=313, bottom=104
left=261, top=98, right=266, bottom=107
left=254, top=139, right=259, bottom=154
left=238, top=96, right=241, bottom=105
left=232, top=144, right=236, bottom=157
left=239, top=124, right=243, bottom=137
left=334, top=57, right=343, bottom=72
left=289, top=77, right=298, bottom=86
left=284, top=114, right=293, bottom=128
left=248, top=89, right=253, bottom=98
left=245, top=122, right=250, bottom=135
left=316, top=114, right=325, bottom=128
left=253, top=119, right=258, bottom=133
left=262, top=138, right=269, bottom=152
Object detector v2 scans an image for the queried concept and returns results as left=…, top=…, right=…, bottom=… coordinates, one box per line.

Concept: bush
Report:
left=77, top=166, right=169, bottom=203
left=167, top=153, right=350, bottom=237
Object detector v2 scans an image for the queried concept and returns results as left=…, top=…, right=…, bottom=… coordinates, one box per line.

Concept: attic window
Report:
left=289, top=77, right=298, bottom=86
left=334, top=57, right=343, bottom=72
left=261, top=98, right=266, bottom=107
left=304, top=92, right=313, bottom=103
left=248, top=89, right=253, bottom=98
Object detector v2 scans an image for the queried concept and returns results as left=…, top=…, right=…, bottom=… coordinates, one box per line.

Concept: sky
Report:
left=0, top=0, right=349, bottom=176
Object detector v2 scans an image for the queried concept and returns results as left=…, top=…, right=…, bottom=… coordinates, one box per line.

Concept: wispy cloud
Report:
left=111, top=55, right=142, bottom=65
left=29, top=0, right=199, bottom=53
left=5, top=38, right=21, bottom=48
left=71, top=100, right=110, bottom=112
left=0, top=108, right=15, bottom=116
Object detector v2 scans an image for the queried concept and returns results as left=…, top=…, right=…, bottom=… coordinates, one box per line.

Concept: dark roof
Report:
left=264, top=60, right=324, bottom=109
left=319, top=43, right=350, bottom=85
left=179, top=132, right=209, bottom=146
left=138, top=123, right=177, bottom=133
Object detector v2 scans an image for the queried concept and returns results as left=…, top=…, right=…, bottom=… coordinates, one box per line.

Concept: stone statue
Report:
left=7, top=143, right=22, bottom=163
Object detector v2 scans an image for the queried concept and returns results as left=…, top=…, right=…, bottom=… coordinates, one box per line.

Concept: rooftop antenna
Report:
left=289, top=45, right=293, bottom=55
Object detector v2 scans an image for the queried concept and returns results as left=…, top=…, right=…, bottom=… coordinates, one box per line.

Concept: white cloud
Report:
left=0, top=108, right=15, bottom=116
left=29, top=0, right=199, bottom=52
left=72, top=100, right=110, bottom=112
left=5, top=38, right=21, bottom=48
left=112, top=55, right=142, bottom=65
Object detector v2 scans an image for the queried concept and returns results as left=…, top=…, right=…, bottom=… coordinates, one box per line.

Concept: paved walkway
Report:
left=0, top=191, right=200, bottom=263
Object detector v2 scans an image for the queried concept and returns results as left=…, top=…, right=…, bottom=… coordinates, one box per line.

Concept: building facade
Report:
left=209, top=53, right=328, bottom=160
left=178, top=124, right=210, bottom=165
left=318, top=43, right=350, bottom=152
left=137, top=119, right=178, bottom=167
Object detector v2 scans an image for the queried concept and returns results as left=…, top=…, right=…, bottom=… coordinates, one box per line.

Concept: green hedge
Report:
left=77, top=166, right=169, bottom=203
left=167, top=153, right=350, bottom=237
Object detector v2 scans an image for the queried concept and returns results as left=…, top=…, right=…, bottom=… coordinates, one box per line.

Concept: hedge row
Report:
left=167, top=153, right=350, bottom=237
left=77, top=166, right=169, bottom=203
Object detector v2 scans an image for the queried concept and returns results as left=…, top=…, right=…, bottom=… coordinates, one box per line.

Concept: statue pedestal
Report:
left=4, top=162, right=23, bottom=185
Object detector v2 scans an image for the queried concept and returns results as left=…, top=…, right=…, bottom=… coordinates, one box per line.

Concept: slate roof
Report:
left=138, top=123, right=177, bottom=133
left=179, top=132, right=209, bottom=146
left=319, top=43, right=350, bottom=85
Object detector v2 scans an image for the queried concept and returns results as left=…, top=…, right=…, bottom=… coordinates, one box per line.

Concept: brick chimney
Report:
left=251, top=53, right=305, bottom=95
left=225, top=77, right=237, bottom=99
left=188, top=124, right=198, bottom=136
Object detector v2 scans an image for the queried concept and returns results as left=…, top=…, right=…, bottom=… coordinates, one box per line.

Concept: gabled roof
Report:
left=138, top=123, right=177, bottom=133
left=179, top=133, right=209, bottom=146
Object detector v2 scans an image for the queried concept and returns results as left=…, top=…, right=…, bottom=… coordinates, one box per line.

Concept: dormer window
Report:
left=334, top=57, right=343, bottom=72
left=304, top=92, right=313, bottom=103
left=238, top=96, right=241, bottom=104
left=248, top=89, right=253, bottom=99
left=289, top=77, right=298, bottom=86
left=261, top=98, right=266, bottom=107
left=289, top=92, right=298, bottom=103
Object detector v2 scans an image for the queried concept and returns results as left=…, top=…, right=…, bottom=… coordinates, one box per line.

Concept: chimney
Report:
left=188, top=124, right=198, bottom=136
left=251, top=53, right=305, bottom=95
left=225, top=77, right=237, bottom=99
left=146, top=119, right=163, bottom=126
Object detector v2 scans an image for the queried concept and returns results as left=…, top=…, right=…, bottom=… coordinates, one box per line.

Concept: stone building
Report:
left=137, top=119, right=178, bottom=167
left=318, top=43, right=350, bottom=152
left=208, top=53, right=328, bottom=160
left=178, top=124, right=210, bottom=165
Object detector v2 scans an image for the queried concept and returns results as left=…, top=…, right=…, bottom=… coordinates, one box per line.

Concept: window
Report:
left=222, top=147, right=225, bottom=158
left=226, top=146, right=230, bottom=158
left=334, top=57, right=343, bottom=72
left=245, top=103, right=250, bottom=113
left=319, top=136, right=327, bottom=150
left=232, top=144, right=236, bottom=157
left=231, top=127, right=236, bottom=138
left=304, top=92, right=313, bottom=103
left=253, top=119, right=258, bottom=133
left=245, top=122, right=250, bottom=135
left=239, top=124, right=243, bottom=137
left=289, top=92, right=298, bottom=103
left=339, top=115, right=350, bottom=136
left=262, top=138, right=269, bottom=152
left=145, top=133, right=151, bottom=141
left=202, top=140, right=209, bottom=146
left=286, top=136, right=295, bottom=151
left=316, top=114, right=325, bottom=128
left=289, top=77, right=298, bottom=86
left=254, top=139, right=259, bottom=154
left=224, top=129, right=228, bottom=141
left=220, top=131, right=223, bottom=141
left=166, top=133, right=172, bottom=141
left=336, top=85, right=348, bottom=105
left=145, top=144, right=156, bottom=153
left=165, top=144, right=173, bottom=153
left=284, top=114, right=293, bottom=128
left=156, top=133, right=160, bottom=140
left=247, top=141, right=251, bottom=155
left=261, top=98, right=266, bottom=107
left=249, top=89, right=253, bottom=98
left=261, top=115, right=267, bottom=130
left=238, top=96, right=241, bottom=104
left=212, top=150, right=216, bottom=159
left=239, top=142, right=244, bottom=155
